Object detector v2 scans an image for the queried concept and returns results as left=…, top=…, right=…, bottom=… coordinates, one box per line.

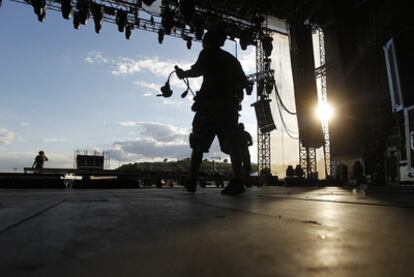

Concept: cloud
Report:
left=134, top=80, right=160, bottom=91
left=19, top=122, right=30, bottom=127
left=84, top=51, right=109, bottom=64
left=0, top=129, right=15, bottom=145
left=114, top=121, right=191, bottom=161
left=111, top=121, right=228, bottom=162
left=43, top=138, right=69, bottom=143
left=85, top=51, right=192, bottom=78
left=111, top=139, right=190, bottom=161
left=119, top=121, right=189, bottom=143
left=119, top=121, right=137, bottom=127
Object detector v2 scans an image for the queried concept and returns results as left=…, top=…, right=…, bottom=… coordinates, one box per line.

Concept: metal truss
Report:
left=317, top=27, right=331, bottom=178
left=299, top=143, right=317, bottom=178
left=10, top=0, right=279, bottom=43
left=256, top=41, right=272, bottom=176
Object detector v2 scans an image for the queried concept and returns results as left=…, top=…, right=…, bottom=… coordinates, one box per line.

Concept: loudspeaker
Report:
left=252, top=99, right=276, bottom=133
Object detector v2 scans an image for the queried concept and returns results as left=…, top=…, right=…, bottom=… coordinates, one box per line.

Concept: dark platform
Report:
left=1, top=186, right=414, bottom=276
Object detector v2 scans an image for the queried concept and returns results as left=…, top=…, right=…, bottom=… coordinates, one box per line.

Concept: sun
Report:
left=316, top=102, right=334, bottom=122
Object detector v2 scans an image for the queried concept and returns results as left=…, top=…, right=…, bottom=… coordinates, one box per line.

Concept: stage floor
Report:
left=1, top=186, right=414, bottom=276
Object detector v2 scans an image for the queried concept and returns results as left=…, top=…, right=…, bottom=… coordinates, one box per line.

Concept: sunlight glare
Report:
left=316, top=102, right=334, bottom=122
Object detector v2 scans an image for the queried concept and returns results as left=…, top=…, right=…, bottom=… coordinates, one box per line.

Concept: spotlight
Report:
left=158, top=29, right=165, bottom=44
left=161, top=7, right=174, bottom=35
left=61, top=0, right=72, bottom=20
left=261, top=35, right=273, bottom=57
left=116, top=10, right=128, bottom=32
left=125, top=24, right=132, bottom=40
left=31, top=0, right=47, bottom=22
left=239, top=31, right=249, bottom=51
left=186, top=37, right=192, bottom=49
left=91, top=3, right=103, bottom=33
left=193, top=16, right=204, bottom=40
left=77, top=1, right=89, bottom=25
left=142, top=0, right=156, bottom=6
left=73, top=11, right=80, bottom=29
left=179, top=0, right=195, bottom=24
left=265, top=81, right=273, bottom=94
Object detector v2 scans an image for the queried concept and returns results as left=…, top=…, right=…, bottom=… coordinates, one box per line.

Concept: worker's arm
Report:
left=175, top=66, right=203, bottom=79
left=175, top=50, right=206, bottom=79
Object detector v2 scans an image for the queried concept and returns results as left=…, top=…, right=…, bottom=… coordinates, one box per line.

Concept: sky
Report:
left=0, top=1, right=301, bottom=175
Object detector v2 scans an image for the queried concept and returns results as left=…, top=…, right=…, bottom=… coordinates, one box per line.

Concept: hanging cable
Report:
left=273, top=77, right=297, bottom=115
left=274, top=86, right=299, bottom=140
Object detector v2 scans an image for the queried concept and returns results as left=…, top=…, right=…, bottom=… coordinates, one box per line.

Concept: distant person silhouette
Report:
left=32, top=151, right=48, bottom=169
left=238, top=123, right=253, bottom=185
left=175, top=30, right=249, bottom=195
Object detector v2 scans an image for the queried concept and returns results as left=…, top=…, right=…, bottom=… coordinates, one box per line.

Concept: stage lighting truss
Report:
left=11, top=0, right=279, bottom=45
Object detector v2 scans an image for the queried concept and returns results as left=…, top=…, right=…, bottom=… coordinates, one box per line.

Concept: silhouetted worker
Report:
left=32, top=151, right=48, bottom=169
left=239, top=123, right=253, bottom=185
left=175, top=30, right=249, bottom=195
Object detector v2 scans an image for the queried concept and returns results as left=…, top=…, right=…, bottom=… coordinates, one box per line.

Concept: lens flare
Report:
left=316, top=102, right=334, bottom=122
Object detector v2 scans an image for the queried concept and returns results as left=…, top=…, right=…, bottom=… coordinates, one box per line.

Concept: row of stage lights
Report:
left=28, top=0, right=156, bottom=39
left=24, top=0, right=274, bottom=56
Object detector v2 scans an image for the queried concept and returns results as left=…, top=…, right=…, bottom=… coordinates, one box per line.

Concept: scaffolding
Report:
left=315, top=27, right=331, bottom=178
left=256, top=41, right=272, bottom=176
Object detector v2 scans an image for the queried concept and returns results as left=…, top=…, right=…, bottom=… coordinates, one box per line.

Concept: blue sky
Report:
left=0, top=1, right=300, bottom=174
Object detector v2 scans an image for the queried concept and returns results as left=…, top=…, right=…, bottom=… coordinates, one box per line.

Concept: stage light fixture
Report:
left=161, top=8, right=174, bottom=35
left=61, top=0, right=71, bottom=19
left=193, top=16, right=204, bottom=40
left=91, top=3, right=103, bottom=33
left=261, top=35, right=273, bottom=57
left=239, top=32, right=249, bottom=50
left=186, top=37, right=192, bottom=49
left=31, top=0, right=47, bottom=22
left=158, top=29, right=165, bottom=44
left=76, top=1, right=89, bottom=25
left=180, top=0, right=195, bottom=24
left=142, top=0, right=156, bottom=6
left=73, top=11, right=80, bottom=29
left=125, top=24, right=132, bottom=39
left=116, top=10, right=128, bottom=32
left=265, top=81, right=273, bottom=94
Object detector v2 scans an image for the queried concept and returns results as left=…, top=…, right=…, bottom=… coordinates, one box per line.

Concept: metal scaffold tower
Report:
left=316, top=27, right=331, bottom=178
left=256, top=41, right=272, bottom=175
left=298, top=26, right=331, bottom=179
left=299, top=144, right=317, bottom=177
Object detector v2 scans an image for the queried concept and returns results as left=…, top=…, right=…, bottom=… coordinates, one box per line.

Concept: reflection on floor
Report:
left=1, top=186, right=414, bottom=276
